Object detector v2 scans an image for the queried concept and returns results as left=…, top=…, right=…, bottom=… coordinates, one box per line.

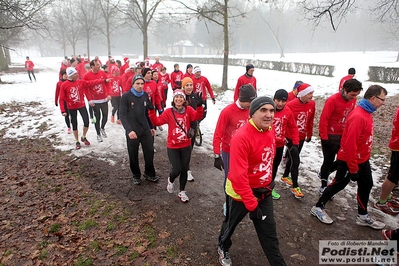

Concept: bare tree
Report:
left=118, top=0, right=164, bottom=59
left=172, top=0, right=248, bottom=90
left=97, top=0, right=124, bottom=56
left=0, top=0, right=54, bottom=71
left=76, top=0, right=100, bottom=58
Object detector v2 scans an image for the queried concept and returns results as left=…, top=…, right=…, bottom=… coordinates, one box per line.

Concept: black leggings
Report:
left=69, top=106, right=89, bottom=131
left=283, top=139, right=304, bottom=187
left=63, top=102, right=71, bottom=128
left=167, top=146, right=192, bottom=191
left=28, top=70, right=36, bottom=81
left=111, top=96, right=121, bottom=118
left=272, top=146, right=284, bottom=181
left=92, top=102, right=108, bottom=134
left=320, top=135, right=341, bottom=187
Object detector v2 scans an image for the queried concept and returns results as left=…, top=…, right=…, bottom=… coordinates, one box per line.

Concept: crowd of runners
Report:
left=54, top=56, right=399, bottom=266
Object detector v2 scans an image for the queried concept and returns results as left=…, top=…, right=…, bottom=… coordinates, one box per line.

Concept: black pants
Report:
left=126, top=130, right=155, bottom=179
left=69, top=106, right=89, bottom=131
left=316, top=159, right=373, bottom=215
left=63, top=102, right=71, bottom=129
left=111, top=96, right=121, bottom=119
left=320, top=135, right=341, bottom=187
left=28, top=70, right=36, bottom=81
left=92, top=102, right=108, bottom=135
left=218, top=196, right=286, bottom=266
left=283, top=139, right=304, bottom=187
left=272, top=146, right=284, bottom=181
left=167, top=145, right=192, bottom=191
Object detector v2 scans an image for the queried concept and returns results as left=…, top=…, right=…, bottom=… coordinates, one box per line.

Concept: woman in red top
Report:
left=25, top=56, right=36, bottom=82
left=148, top=89, right=203, bottom=202
left=54, top=69, right=71, bottom=134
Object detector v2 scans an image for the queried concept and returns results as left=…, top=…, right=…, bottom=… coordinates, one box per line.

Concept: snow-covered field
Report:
left=1, top=51, right=398, bottom=227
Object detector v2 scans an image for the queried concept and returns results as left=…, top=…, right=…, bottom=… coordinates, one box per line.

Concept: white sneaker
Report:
left=187, top=170, right=194, bottom=181
left=178, top=191, right=189, bottom=202
left=100, top=128, right=107, bottom=138
left=96, top=135, right=103, bottom=142
left=166, top=177, right=174, bottom=193
left=311, top=206, right=333, bottom=224
left=356, top=214, right=385, bottom=230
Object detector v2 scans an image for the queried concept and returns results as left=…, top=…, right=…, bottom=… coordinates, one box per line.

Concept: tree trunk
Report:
left=396, top=51, right=399, bottom=62
left=143, top=26, right=148, bottom=60
left=0, top=45, right=9, bottom=71
left=221, top=1, right=229, bottom=90
left=5, top=47, right=11, bottom=65
left=86, top=34, right=90, bottom=60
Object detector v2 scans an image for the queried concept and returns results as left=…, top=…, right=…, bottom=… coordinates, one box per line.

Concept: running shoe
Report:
left=143, top=173, right=159, bottom=182
left=356, top=214, right=385, bottom=230
left=311, top=206, right=333, bottom=224
left=97, top=135, right=103, bottom=142
left=117, top=119, right=121, bottom=124
left=218, top=247, right=232, bottom=266
left=388, top=195, right=399, bottom=208
left=80, top=137, right=90, bottom=146
left=75, top=142, right=81, bottom=150
left=382, top=229, right=394, bottom=241
left=110, top=116, right=115, bottom=123
left=187, top=170, right=194, bottom=181
left=178, top=191, right=189, bottom=203
left=100, top=128, right=107, bottom=138
left=272, top=189, right=281, bottom=200
left=167, top=177, right=174, bottom=193
left=281, top=176, right=293, bottom=186
left=292, top=187, right=304, bottom=198
left=67, top=128, right=71, bottom=134
left=374, top=201, right=399, bottom=215
left=133, top=177, right=141, bottom=185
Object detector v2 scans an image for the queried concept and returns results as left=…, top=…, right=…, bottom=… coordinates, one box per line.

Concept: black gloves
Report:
left=305, top=137, right=312, bottom=142
left=214, top=156, right=224, bottom=171
left=347, top=172, right=359, bottom=181
left=55, top=103, right=58, bottom=107
left=197, top=98, right=204, bottom=107
left=249, top=207, right=266, bottom=220
left=146, top=98, right=154, bottom=110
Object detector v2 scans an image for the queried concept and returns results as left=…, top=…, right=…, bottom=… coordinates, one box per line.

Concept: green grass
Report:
left=106, top=222, right=116, bottom=231
left=39, top=240, right=49, bottom=248
left=114, top=245, right=127, bottom=256
left=76, top=256, right=93, bottom=266
left=89, top=200, right=103, bottom=215
left=50, top=185, right=62, bottom=192
left=50, top=223, right=61, bottom=233
left=167, top=246, right=178, bottom=258
left=144, top=225, right=156, bottom=247
left=78, top=219, right=98, bottom=231
left=90, top=241, right=100, bottom=252
left=3, top=250, right=11, bottom=256
left=129, top=251, right=139, bottom=261
left=39, top=249, right=48, bottom=260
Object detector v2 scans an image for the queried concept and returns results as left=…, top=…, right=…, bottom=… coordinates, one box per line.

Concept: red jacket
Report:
left=273, top=106, right=299, bottom=147
left=286, top=98, right=315, bottom=141
left=339, top=75, right=353, bottom=91
left=120, top=62, right=129, bottom=75
left=143, top=80, right=162, bottom=110
left=55, top=79, right=66, bottom=106
left=193, top=75, right=215, bottom=100
left=59, top=79, right=106, bottom=112
left=122, top=71, right=134, bottom=93
left=152, top=62, right=163, bottom=72
left=83, top=70, right=109, bottom=101
left=108, top=76, right=122, bottom=97
left=148, top=106, right=204, bottom=149
left=213, top=102, right=250, bottom=155
left=233, top=74, right=257, bottom=102
left=170, top=70, right=184, bottom=90
left=225, top=120, right=276, bottom=212
left=389, top=106, right=399, bottom=151
left=183, top=72, right=195, bottom=79
left=319, top=92, right=357, bottom=140
left=25, top=60, right=34, bottom=71
left=337, top=106, right=374, bottom=173
left=287, top=91, right=297, bottom=102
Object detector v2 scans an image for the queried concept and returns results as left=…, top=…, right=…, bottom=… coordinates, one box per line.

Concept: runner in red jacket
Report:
left=25, top=56, right=36, bottom=82
left=83, top=59, right=111, bottom=142
left=59, top=67, right=111, bottom=149
left=170, top=64, right=184, bottom=90
left=148, top=89, right=204, bottom=203
left=318, top=79, right=362, bottom=193
left=271, top=89, right=299, bottom=200
left=142, top=68, right=162, bottom=112
left=54, top=69, right=71, bottom=134
left=159, top=66, right=171, bottom=106
left=192, top=66, right=215, bottom=120
left=233, top=64, right=257, bottom=102
left=287, top=80, right=303, bottom=102
left=218, top=96, right=286, bottom=266
left=338, top=67, right=356, bottom=91
left=108, top=67, right=122, bottom=124
left=281, top=83, right=316, bottom=198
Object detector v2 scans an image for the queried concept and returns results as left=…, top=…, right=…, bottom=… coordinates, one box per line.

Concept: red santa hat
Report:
left=145, top=57, right=150, bottom=61
left=297, top=83, right=315, bottom=98
left=123, top=57, right=129, bottom=63
left=110, top=65, right=119, bottom=74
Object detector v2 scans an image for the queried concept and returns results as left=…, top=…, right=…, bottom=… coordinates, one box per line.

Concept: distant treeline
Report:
left=368, top=66, right=399, bottom=83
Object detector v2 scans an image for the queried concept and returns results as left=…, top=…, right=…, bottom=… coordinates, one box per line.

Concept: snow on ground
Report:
left=1, top=51, right=398, bottom=227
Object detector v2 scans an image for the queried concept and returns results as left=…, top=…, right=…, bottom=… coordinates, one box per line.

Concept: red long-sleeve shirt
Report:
left=389, top=106, right=399, bottom=151
left=319, top=92, right=357, bottom=140
left=25, top=60, right=34, bottom=71
left=225, top=121, right=276, bottom=212
left=108, top=76, right=122, bottom=97
left=337, top=106, right=374, bottom=173
left=273, top=106, right=299, bottom=148
left=55, top=79, right=66, bottom=106
left=59, top=79, right=106, bottom=112
left=286, top=98, right=315, bottom=141
left=213, top=102, right=250, bottom=155
left=122, top=71, right=134, bottom=93
left=143, top=80, right=162, bottom=111
left=193, top=75, right=215, bottom=100
left=233, top=74, right=257, bottom=102
left=148, top=106, right=204, bottom=149
left=83, top=70, right=109, bottom=101
left=287, top=91, right=297, bottom=102
left=170, top=70, right=184, bottom=90
left=339, top=75, right=353, bottom=91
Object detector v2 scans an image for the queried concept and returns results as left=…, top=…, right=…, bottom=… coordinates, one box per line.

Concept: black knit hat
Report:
left=186, top=64, right=193, bottom=70
left=348, top=68, right=356, bottom=75
left=132, top=75, right=144, bottom=85
left=250, top=96, right=275, bottom=117
left=274, top=89, right=288, bottom=101
left=246, top=64, right=254, bottom=72
left=239, top=84, right=257, bottom=102
left=142, top=68, right=152, bottom=76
